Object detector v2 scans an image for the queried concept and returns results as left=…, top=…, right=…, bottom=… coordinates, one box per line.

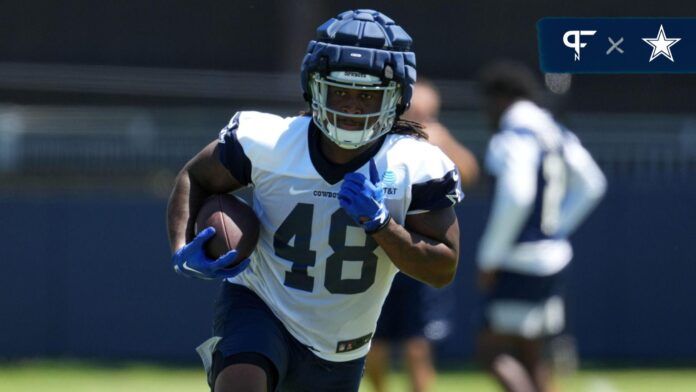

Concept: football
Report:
left=195, top=194, right=260, bottom=265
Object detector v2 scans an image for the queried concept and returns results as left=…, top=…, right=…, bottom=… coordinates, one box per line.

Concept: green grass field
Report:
left=1, top=361, right=695, bottom=391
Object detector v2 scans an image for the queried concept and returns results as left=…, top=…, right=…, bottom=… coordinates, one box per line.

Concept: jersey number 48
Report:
left=273, top=203, right=379, bottom=295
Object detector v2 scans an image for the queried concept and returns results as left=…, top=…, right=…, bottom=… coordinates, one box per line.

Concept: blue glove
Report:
left=172, top=227, right=251, bottom=280
left=338, top=159, right=391, bottom=233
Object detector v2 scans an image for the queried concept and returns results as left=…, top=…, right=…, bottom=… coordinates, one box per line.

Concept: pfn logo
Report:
left=563, top=30, right=596, bottom=61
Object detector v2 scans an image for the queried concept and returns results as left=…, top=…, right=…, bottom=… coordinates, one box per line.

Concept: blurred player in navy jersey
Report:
left=166, top=10, right=463, bottom=392
left=475, top=61, right=606, bottom=392
left=365, top=79, right=479, bottom=392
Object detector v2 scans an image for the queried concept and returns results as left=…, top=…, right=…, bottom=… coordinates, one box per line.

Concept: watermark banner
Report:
left=538, top=18, right=696, bottom=73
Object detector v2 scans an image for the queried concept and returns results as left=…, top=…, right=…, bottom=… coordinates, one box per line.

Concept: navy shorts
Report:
left=480, top=270, right=567, bottom=338
left=374, top=273, right=453, bottom=342
left=374, top=273, right=427, bottom=341
left=208, top=283, right=365, bottom=392
left=486, top=270, right=563, bottom=302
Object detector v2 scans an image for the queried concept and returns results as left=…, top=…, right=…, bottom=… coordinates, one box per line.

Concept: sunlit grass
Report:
left=1, top=360, right=695, bottom=391
left=0, top=360, right=208, bottom=392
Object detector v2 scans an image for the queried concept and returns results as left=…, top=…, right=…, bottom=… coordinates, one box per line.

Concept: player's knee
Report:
left=215, top=363, right=268, bottom=392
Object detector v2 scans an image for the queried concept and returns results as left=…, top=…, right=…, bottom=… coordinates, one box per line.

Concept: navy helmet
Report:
left=301, top=10, right=417, bottom=149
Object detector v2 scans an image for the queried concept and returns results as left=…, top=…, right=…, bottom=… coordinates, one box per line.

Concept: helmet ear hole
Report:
left=384, top=65, right=394, bottom=80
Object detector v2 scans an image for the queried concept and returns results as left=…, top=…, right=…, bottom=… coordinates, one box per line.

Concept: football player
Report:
left=166, top=10, right=463, bottom=392
left=365, top=79, right=479, bottom=392
left=475, top=61, right=606, bottom=392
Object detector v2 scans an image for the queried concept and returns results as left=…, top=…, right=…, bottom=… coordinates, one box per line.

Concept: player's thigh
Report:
left=366, top=339, right=390, bottom=364
left=365, top=340, right=390, bottom=379
left=404, top=336, right=432, bottom=363
left=215, top=362, right=267, bottom=392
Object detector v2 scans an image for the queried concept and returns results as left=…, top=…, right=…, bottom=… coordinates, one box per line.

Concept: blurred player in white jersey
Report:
left=365, top=79, right=479, bottom=392
left=475, top=61, right=606, bottom=392
left=166, top=9, right=463, bottom=392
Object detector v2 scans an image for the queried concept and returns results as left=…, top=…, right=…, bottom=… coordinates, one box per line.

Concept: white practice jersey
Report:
left=217, top=111, right=462, bottom=361
left=477, top=100, right=606, bottom=276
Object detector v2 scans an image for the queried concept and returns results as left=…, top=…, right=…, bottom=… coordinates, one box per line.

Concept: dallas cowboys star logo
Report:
left=642, top=24, right=681, bottom=62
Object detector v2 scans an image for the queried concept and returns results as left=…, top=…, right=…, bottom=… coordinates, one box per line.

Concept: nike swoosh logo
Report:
left=288, top=186, right=311, bottom=196
left=182, top=261, right=202, bottom=274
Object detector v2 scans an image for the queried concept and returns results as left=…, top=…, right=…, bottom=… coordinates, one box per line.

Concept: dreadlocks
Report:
left=390, top=118, right=429, bottom=140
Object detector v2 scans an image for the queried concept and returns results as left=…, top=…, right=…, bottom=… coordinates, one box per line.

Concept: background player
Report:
left=406, top=79, right=480, bottom=187
left=365, top=79, right=479, bottom=392
left=166, top=10, right=463, bottom=392
left=475, top=61, right=606, bottom=392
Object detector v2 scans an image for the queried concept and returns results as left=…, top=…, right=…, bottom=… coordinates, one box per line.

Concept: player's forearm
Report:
left=556, top=150, right=607, bottom=237
left=166, top=169, right=210, bottom=253
left=371, top=219, right=458, bottom=288
left=556, top=172, right=606, bottom=237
